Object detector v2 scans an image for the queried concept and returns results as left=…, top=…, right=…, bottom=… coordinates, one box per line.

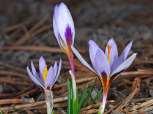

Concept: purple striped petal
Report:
left=53, top=3, right=75, bottom=47
left=45, top=66, right=54, bottom=87
left=27, top=66, right=44, bottom=88
left=53, top=6, right=59, bottom=42
left=111, top=57, right=122, bottom=72
left=65, top=26, right=73, bottom=45
left=53, top=15, right=60, bottom=46
left=120, top=41, right=133, bottom=60
left=89, top=40, right=100, bottom=68
left=53, top=8, right=66, bottom=49
left=53, top=59, right=62, bottom=85
left=53, top=5, right=64, bottom=48
left=111, top=41, right=133, bottom=72
left=49, top=60, right=62, bottom=87
left=30, top=61, right=44, bottom=84
left=111, top=53, right=137, bottom=76
left=105, top=38, right=118, bottom=66
left=94, top=49, right=110, bottom=76
left=31, top=61, right=37, bottom=76
left=45, top=61, right=57, bottom=87
left=45, top=60, right=62, bottom=88
left=71, top=46, right=95, bottom=73
left=39, top=56, right=46, bottom=76
left=89, top=40, right=110, bottom=76
left=56, top=59, right=62, bottom=77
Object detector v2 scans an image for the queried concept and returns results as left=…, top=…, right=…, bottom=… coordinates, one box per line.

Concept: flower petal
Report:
left=27, top=66, right=44, bottom=88
left=53, top=8, right=59, bottom=42
left=111, top=57, right=122, bottom=72
left=89, top=40, right=110, bottom=76
left=53, top=10, right=66, bottom=49
left=94, top=49, right=110, bottom=76
left=120, top=41, right=133, bottom=60
left=111, top=41, right=133, bottom=72
left=57, top=59, right=62, bottom=76
left=45, top=66, right=54, bottom=87
left=105, top=38, right=118, bottom=66
left=71, top=46, right=95, bottom=73
left=88, top=40, right=100, bottom=68
left=31, top=61, right=37, bottom=76
left=45, top=61, right=57, bottom=87
left=39, top=56, right=46, bottom=76
left=45, top=60, right=62, bottom=88
left=111, top=53, right=137, bottom=76
left=54, top=3, right=75, bottom=46
left=53, top=59, right=62, bottom=85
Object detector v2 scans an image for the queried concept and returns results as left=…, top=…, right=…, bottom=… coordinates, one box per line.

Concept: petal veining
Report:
left=55, top=3, right=75, bottom=46
left=94, top=49, right=110, bottom=76
left=105, top=38, right=118, bottom=66
left=111, top=53, right=137, bottom=76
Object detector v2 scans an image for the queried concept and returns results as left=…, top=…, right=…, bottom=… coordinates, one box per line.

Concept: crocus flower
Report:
left=27, top=56, right=62, bottom=89
left=53, top=3, right=79, bottom=113
left=53, top=2, right=75, bottom=72
left=72, top=38, right=137, bottom=114
left=27, top=56, right=62, bottom=114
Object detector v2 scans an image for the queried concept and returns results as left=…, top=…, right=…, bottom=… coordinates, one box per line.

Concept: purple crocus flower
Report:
left=53, top=2, right=75, bottom=72
left=53, top=3, right=78, bottom=110
left=88, top=39, right=136, bottom=77
left=72, top=38, right=137, bottom=114
left=53, top=2, right=75, bottom=50
left=27, top=56, right=62, bottom=89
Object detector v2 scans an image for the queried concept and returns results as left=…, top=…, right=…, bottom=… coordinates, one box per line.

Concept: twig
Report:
left=0, top=96, right=67, bottom=111
left=0, top=98, right=34, bottom=105
left=0, top=46, right=62, bottom=53
left=114, top=78, right=141, bottom=112
left=14, top=15, right=49, bottom=45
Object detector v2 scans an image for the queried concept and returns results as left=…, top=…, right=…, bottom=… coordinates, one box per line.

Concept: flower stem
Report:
left=69, top=70, right=77, bottom=100
left=98, top=92, right=108, bottom=114
left=67, top=47, right=78, bottom=114
left=98, top=77, right=110, bottom=114
left=69, top=70, right=78, bottom=114
left=45, top=89, right=53, bottom=114
left=67, top=47, right=77, bottom=100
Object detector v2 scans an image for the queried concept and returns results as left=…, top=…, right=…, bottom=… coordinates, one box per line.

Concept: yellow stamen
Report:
left=107, top=45, right=111, bottom=64
left=42, top=66, right=48, bottom=81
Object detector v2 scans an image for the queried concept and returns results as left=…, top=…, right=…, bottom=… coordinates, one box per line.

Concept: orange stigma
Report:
left=107, top=45, right=111, bottom=64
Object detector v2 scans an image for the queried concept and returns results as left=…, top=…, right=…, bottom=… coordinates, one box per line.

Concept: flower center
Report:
left=42, top=66, right=48, bottom=81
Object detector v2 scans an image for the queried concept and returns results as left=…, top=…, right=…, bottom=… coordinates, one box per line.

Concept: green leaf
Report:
left=0, top=111, right=3, bottom=114
left=77, top=86, right=96, bottom=113
left=67, top=79, right=80, bottom=114
left=51, top=111, right=54, bottom=114
left=67, top=79, right=73, bottom=114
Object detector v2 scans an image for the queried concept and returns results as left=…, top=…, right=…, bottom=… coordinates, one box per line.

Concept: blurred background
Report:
left=0, top=0, right=153, bottom=114
left=0, top=0, right=153, bottom=62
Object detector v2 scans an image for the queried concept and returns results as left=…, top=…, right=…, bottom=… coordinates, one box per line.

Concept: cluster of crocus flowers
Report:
left=73, top=39, right=137, bottom=114
left=27, top=56, right=62, bottom=114
left=26, top=2, right=137, bottom=114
